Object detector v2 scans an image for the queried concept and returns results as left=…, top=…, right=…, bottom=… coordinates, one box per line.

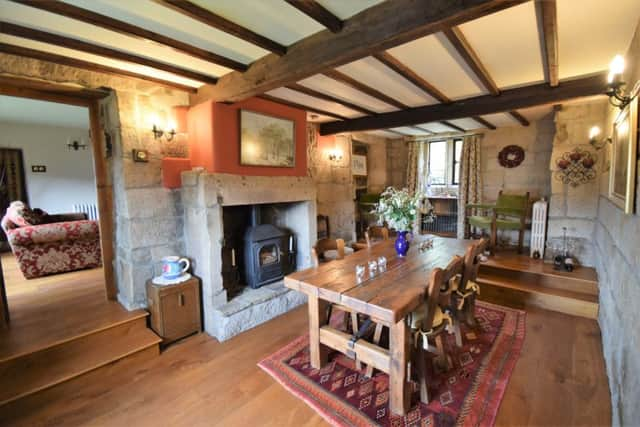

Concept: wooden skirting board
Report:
left=477, top=255, right=599, bottom=319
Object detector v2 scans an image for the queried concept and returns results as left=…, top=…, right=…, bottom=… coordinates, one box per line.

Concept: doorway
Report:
left=0, top=78, right=115, bottom=329
left=0, top=148, right=28, bottom=251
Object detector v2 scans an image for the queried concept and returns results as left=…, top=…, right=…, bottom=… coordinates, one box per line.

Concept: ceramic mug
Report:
left=162, top=256, right=190, bottom=280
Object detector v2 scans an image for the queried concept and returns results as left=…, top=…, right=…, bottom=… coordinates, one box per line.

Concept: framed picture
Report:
left=609, top=96, right=638, bottom=214
left=239, top=110, right=295, bottom=167
left=352, top=154, right=367, bottom=176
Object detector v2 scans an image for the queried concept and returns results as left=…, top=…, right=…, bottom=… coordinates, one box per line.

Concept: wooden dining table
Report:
left=284, top=235, right=470, bottom=416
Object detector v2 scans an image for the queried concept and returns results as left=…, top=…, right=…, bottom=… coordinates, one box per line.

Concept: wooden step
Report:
left=0, top=313, right=160, bottom=406
left=477, top=269, right=599, bottom=319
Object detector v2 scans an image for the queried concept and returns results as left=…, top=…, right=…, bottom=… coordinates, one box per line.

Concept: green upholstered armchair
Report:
left=464, top=191, right=529, bottom=253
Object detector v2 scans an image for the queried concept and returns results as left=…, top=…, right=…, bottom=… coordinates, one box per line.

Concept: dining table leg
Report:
left=308, top=294, right=330, bottom=369
left=389, top=317, right=411, bottom=415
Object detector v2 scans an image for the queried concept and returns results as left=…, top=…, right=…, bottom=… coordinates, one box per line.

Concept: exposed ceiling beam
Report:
left=0, top=42, right=197, bottom=93
left=191, top=0, right=528, bottom=104
left=322, top=69, right=407, bottom=109
left=471, top=116, right=497, bottom=129
left=285, top=83, right=376, bottom=115
left=0, top=21, right=218, bottom=85
left=443, top=27, right=499, bottom=95
left=154, top=0, right=287, bottom=55
left=535, top=0, right=559, bottom=87
left=284, top=0, right=343, bottom=33
left=509, top=111, right=530, bottom=126
left=413, top=125, right=435, bottom=134
left=385, top=129, right=409, bottom=136
left=440, top=121, right=466, bottom=132
left=319, top=73, right=607, bottom=134
left=373, top=51, right=450, bottom=102
left=257, top=94, right=348, bottom=120
left=11, top=0, right=247, bottom=72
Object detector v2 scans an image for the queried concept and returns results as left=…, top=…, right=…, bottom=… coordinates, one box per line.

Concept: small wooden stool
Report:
left=146, top=276, right=202, bottom=346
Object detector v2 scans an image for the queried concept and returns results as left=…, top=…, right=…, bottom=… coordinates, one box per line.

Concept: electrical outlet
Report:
left=31, top=165, right=47, bottom=173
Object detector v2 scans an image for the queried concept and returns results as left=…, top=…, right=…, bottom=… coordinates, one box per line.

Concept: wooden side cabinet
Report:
left=146, top=277, right=202, bottom=345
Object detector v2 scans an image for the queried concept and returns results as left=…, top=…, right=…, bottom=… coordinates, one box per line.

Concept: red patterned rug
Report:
left=259, top=301, right=525, bottom=426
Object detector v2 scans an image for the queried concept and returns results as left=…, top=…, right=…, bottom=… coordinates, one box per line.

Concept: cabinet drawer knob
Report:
left=179, top=293, right=185, bottom=306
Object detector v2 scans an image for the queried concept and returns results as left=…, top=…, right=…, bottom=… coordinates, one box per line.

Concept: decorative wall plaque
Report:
left=554, top=148, right=597, bottom=187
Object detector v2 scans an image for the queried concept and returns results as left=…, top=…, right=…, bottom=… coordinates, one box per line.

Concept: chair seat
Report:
left=468, top=216, right=522, bottom=230
left=324, top=246, right=354, bottom=260
left=409, top=304, right=446, bottom=331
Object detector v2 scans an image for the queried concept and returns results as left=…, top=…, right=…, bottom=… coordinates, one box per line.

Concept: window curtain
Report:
left=406, top=140, right=429, bottom=194
left=457, top=134, right=483, bottom=238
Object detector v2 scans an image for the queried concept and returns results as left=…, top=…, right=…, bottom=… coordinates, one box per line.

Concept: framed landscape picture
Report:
left=352, top=154, right=368, bottom=176
left=240, top=110, right=295, bottom=167
left=609, top=96, right=638, bottom=214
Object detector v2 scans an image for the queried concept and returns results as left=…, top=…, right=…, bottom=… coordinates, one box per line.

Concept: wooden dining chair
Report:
left=409, top=256, right=464, bottom=404
left=312, top=238, right=354, bottom=265
left=437, top=238, right=488, bottom=348
left=353, top=225, right=390, bottom=251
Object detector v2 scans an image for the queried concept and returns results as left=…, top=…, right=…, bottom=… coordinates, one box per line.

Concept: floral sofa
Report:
left=1, top=204, right=102, bottom=279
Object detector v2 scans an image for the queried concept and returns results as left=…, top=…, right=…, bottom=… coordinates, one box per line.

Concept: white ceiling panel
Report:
left=364, top=130, right=404, bottom=139
left=191, top=0, right=323, bottom=46
left=459, top=2, right=544, bottom=89
left=558, top=0, right=640, bottom=80
left=517, top=105, right=554, bottom=122
left=0, top=95, right=89, bottom=128
left=391, top=127, right=429, bottom=136
left=418, top=122, right=458, bottom=133
left=298, top=74, right=397, bottom=113
left=479, top=112, right=519, bottom=127
left=316, top=0, right=384, bottom=20
left=266, top=88, right=363, bottom=118
left=0, top=0, right=231, bottom=79
left=337, top=57, right=438, bottom=107
left=448, top=118, right=484, bottom=130
left=388, top=33, right=486, bottom=100
left=62, top=0, right=268, bottom=64
left=0, top=34, right=203, bottom=87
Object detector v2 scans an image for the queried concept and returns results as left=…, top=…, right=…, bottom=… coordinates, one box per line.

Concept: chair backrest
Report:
left=317, top=215, right=330, bottom=239
left=460, top=238, right=488, bottom=292
left=423, top=256, right=464, bottom=330
left=364, top=226, right=389, bottom=247
left=312, top=238, right=345, bottom=267
left=496, top=191, right=529, bottom=217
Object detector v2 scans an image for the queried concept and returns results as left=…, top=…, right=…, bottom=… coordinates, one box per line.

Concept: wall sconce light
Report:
left=606, top=55, right=639, bottom=110
left=328, top=148, right=343, bottom=162
left=67, top=139, right=87, bottom=151
left=152, top=123, right=176, bottom=141
left=588, top=126, right=611, bottom=150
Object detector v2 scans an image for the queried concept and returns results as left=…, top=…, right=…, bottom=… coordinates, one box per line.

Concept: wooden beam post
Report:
left=191, top=0, right=528, bottom=104
left=536, top=0, right=559, bottom=87
left=285, top=0, right=343, bottom=33
left=319, top=74, right=608, bottom=134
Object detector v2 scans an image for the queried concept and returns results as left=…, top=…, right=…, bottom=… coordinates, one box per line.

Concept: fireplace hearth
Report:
left=244, top=205, right=295, bottom=289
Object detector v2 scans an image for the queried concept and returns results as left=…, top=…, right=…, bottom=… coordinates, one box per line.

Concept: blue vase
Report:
left=395, top=231, right=411, bottom=257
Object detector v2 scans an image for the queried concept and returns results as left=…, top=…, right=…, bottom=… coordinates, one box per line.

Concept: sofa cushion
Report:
left=7, top=220, right=100, bottom=247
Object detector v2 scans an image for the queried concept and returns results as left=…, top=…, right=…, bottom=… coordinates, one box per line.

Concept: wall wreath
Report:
left=498, top=145, right=525, bottom=168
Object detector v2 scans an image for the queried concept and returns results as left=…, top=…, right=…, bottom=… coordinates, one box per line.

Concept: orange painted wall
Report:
left=187, top=97, right=307, bottom=176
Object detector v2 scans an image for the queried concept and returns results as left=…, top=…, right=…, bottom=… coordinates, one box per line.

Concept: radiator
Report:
left=73, top=203, right=99, bottom=221
left=530, top=198, right=548, bottom=258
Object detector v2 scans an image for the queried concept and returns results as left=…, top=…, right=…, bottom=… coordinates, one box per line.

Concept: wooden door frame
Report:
left=0, top=76, right=117, bottom=301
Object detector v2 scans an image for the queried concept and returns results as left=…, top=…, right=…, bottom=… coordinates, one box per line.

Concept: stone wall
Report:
left=351, top=132, right=389, bottom=193
left=547, top=100, right=607, bottom=267
left=593, top=21, right=640, bottom=426
left=0, top=53, right=189, bottom=309
left=387, top=139, right=409, bottom=189
left=481, top=117, right=554, bottom=200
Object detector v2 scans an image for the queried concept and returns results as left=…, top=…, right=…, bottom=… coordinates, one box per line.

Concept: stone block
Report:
left=566, top=183, right=599, bottom=218
left=120, top=158, right=162, bottom=189
left=122, top=187, right=181, bottom=219
left=121, top=216, right=183, bottom=249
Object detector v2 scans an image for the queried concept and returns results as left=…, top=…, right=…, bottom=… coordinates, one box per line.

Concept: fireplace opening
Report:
left=222, top=203, right=296, bottom=294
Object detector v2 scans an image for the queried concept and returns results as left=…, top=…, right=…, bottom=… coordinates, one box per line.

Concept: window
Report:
left=426, top=138, right=462, bottom=187
left=452, top=139, right=462, bottom=185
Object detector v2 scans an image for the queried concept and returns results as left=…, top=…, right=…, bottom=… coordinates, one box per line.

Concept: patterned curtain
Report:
left=416, top=142, right=429, bottom=194
left=406, top=140, right=419, bottom=193
left=457, top=134, right=483, bottom=238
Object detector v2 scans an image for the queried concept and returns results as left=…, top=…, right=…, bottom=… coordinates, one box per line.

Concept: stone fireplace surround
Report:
left=181, top=170, right=316, bottom=341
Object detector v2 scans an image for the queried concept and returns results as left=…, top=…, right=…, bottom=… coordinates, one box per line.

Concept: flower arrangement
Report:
left=372, top=187, right=433, bottom=232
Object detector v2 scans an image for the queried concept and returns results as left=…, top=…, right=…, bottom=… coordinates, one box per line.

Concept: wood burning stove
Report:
left=243, top=205, right=295, bottom=289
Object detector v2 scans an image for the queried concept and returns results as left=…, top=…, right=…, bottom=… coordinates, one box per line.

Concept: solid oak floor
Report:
left=0, top=301, right=611, bottom=426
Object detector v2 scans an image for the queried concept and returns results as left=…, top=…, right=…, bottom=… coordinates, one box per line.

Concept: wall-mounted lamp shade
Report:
left=589, top=126, right=601, bottom=140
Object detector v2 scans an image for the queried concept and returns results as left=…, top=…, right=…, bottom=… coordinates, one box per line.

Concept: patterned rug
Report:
left=259, top=301, right=526, bottom=427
